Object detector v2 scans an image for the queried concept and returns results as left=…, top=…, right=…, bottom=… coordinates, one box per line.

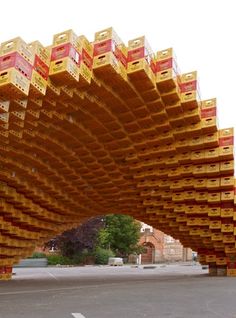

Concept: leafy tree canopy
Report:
left=45, top=216, right=104, bottom=258
left=45, top=214, right=142, bottom=260
left=97, top=214, right=142, bottom=257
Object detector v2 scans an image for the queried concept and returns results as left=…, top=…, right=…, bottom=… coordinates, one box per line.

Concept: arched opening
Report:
left=0, top=27, right=233, bottom=281
left=31, top=216, right=193, bottom=267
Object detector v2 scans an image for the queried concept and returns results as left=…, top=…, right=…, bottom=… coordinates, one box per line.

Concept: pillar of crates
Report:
left=0, top=27, right=235, bottom=280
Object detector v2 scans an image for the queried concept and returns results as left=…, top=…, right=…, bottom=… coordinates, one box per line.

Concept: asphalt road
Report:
left=0, top=264, right=236, bottom=318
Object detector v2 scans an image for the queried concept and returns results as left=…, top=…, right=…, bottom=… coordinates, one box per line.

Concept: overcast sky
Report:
left=2, top=0, right=235, bottom=129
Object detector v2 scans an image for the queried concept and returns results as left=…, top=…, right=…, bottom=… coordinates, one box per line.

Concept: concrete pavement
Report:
left=0, top=264, right=235, bottom=318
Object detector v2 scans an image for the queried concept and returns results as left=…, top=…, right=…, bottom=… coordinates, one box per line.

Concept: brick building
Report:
left=138, top=223, right=193, bottom=264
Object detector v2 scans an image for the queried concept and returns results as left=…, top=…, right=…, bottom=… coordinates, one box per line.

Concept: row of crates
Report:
left=0, top=27, right=205, bottom=106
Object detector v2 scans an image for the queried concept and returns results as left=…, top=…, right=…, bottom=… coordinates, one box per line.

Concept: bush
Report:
left=29, top=252, right=46, bottom=259
left=47, top=254, right=71, bottom=265
left=94, top=248, right=115, bottom=265
left=72, top=253, right=85, bottom=265
left=47, top=250, right=95, bottom=266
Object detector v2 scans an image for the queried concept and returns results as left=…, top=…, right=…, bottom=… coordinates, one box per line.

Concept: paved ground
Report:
left=0, top=264, right=236, bottom=318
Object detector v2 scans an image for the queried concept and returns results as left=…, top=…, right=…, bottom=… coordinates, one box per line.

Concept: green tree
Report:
left=97, top=214, right=141, bottom=257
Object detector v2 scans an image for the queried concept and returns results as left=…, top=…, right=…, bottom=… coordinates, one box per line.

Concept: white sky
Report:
left=2, top=0, right=236, bottom=130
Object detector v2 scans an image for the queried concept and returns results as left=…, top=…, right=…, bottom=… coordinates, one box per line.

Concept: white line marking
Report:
left=71, top=314, right=86, bottom=318
left=0, top=271, right=202, bottom=296
left=47, top=271, right=58, bottom=281
left=0, top=282, right=121, bottom=296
